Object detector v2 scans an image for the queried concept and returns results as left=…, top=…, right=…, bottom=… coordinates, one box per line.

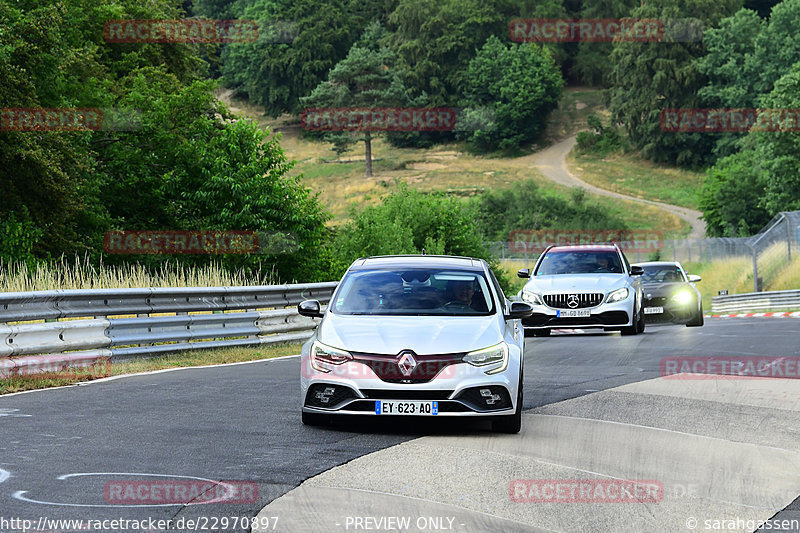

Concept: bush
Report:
left=459, top=36, right=563, bottom=151
left=575, top=115, right=625, bottom=156
left=471, top=179, right=629, bottom=242
left=331, top=184, right=512, bottom=290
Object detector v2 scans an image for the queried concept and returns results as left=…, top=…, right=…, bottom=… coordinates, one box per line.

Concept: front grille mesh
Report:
left=543, top=293, right=603, bottom=309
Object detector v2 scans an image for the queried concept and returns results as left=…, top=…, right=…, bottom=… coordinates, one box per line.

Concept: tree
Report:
left=386, top=0, right=511, bottom=106
left=460, top=35, right=563, bottom=151
left=0, top=0, right=203, bottom=259
left=693, top=8, right=764, bottom=159
left=89, top=68, right=330, bottom=281
left=699, top=62, right=800, bottom=236
left=756, top=63, right=800, bottom=213
left=221, top=0, right=389, bottom=116
left=607, top=0, right=741, bottom=168
left=699, top=149, right=769, bottom=236
left=570, top=0, right=640, bottom=86
left=300, top=22, right=413, bottom=177
left=0, top=0, right=332, bottom=282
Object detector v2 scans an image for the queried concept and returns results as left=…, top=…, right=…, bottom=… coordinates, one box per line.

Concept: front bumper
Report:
left=300, top=358, right=518, bottom=417
left=642, top=298, right=697, bottom=324
left=520, top=299, right=633, bottom=330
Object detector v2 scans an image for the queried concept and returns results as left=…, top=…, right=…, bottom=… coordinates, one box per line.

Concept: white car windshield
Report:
left=536, top=251, right=624, bottom=275
left=331, top=268, right=495, bottom=316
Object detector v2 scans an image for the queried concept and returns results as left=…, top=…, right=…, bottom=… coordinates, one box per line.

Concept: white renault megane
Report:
left=297, top=255, right=534, bottom=433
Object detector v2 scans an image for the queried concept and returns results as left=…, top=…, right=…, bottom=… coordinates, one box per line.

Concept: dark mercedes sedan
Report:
left=632, top=261, right=703, bottom=327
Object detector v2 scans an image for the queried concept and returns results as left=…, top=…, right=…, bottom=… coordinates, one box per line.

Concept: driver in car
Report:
left=445, top=279, right=476, bottom=308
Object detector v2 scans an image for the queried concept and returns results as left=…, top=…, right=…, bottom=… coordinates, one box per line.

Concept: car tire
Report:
left=302, top=411, right=328, bottom=426
left=686, top=310, right=704, bottom=327
left=493, top=373, right=523, bottom=434
left=621, top=304, right=644, bottom=336
left=532, top=329, right=551, bottom=337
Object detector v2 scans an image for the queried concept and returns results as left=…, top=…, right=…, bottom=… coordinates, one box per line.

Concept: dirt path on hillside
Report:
left=533, top=136, right=707, bottom=239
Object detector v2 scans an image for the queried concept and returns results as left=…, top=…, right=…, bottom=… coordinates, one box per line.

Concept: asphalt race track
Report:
left=1, top=317, right=800, bottom=532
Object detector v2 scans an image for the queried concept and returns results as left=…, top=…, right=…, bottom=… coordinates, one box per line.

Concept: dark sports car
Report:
left=631, top=261, right=703, bottom=327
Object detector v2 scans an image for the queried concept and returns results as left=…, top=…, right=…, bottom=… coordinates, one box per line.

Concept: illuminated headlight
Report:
left=672, top=290, right=693, bottom=305
left=464, top=343, right=509, bottom=375
left=521, top=289, right=544, bottom=305
left=310, top=341, right=353, bottom=373
left=605, top=288, right=629, bottom=303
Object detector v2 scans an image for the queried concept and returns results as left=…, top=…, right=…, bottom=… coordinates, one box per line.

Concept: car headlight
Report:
left=463, top=342, right=509, bottom=375
left=605, top=287, right=629, bottom=303
left=672, top=289, right=693, bottom=305
left=310, top=341, right=353, bottom=373
left=521, top=289, right=544, bottom=305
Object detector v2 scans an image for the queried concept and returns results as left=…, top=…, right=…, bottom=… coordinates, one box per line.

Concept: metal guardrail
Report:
left=711, top=289, right=800, bottom=314
left=0, top=283, right=337, bottom=377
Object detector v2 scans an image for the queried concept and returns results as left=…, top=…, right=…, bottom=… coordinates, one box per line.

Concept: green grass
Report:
left=567, top=150, right=703, bottom=211
left=677, top=243, right=798, bottom=311
left=0, top=343, right=302, bottom=394
left=0, top=256, right=278, bottom=292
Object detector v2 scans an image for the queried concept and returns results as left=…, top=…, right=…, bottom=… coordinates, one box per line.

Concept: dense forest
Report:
left=1, top=0, right=797, bottom=283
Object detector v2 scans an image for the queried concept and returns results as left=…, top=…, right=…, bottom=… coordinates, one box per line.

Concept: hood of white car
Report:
left=317, top=313, right=503, bottom=355
left=523, top=274, right=628, bottom=294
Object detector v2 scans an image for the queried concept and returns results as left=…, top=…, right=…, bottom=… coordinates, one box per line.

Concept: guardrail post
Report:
left=786, top=215, right=792, bottom=262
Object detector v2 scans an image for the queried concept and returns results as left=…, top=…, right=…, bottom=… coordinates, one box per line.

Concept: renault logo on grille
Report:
left=397, top=351, right=417, bottom=377
left=567, top=294, right=580, bottom=308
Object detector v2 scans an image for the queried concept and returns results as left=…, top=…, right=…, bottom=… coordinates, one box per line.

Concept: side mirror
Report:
left=630, top=266, right=644, bottom=276
left=687, top=274, right=701, bottom=283
left=517, top=268, right=530, bottom=279
left=505, top=301, right=534, bottom=320
left=298, top=299, right=324, bottom=318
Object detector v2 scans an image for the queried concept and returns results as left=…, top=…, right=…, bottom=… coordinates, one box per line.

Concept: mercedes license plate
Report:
left=556, top=309, right=590, bottom=318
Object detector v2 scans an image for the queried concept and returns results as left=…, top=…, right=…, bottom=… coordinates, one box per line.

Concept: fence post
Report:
left=751, top=245, right=759, bottom=293
left=786, top=215, right=792, bottom=262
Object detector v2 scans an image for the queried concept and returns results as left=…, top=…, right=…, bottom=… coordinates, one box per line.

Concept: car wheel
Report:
left=302, top=411, right=328, bottom=426
left=621, top=304, right=643, bottom=336
left=493, top=373, right=523, bottom=434
left=532, top=329, right=551, bottom=337
left=686, top=310, right=704, bottom=327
